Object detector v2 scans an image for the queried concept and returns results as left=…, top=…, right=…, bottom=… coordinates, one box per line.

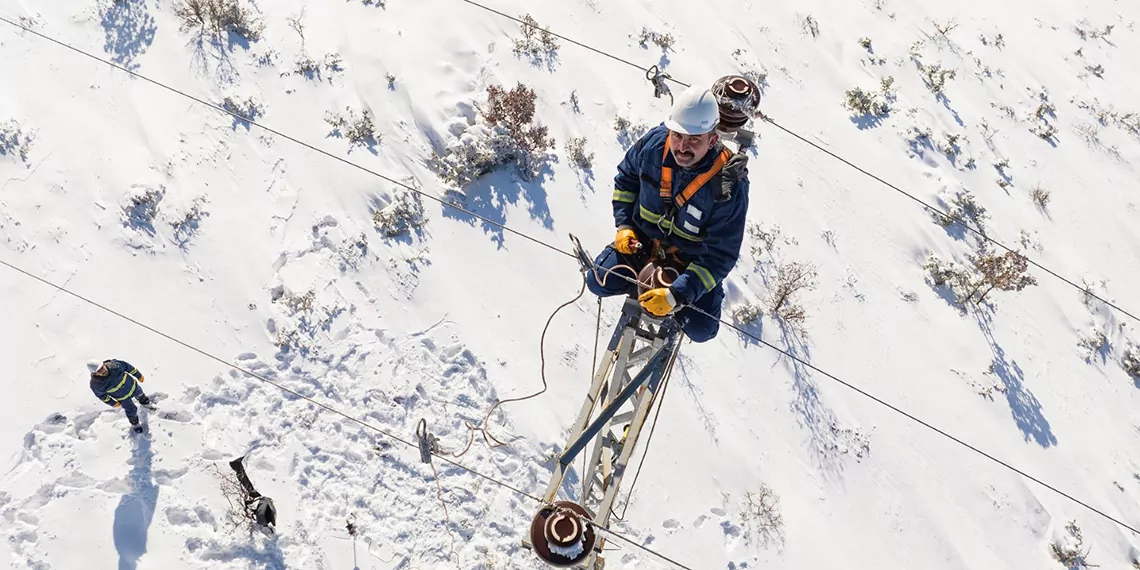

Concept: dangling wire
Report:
left=445, top=278, right=589, bottom=455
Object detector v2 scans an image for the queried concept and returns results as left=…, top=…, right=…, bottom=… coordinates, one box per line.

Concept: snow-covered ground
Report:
left=3, top=0, right=1140, bottom=568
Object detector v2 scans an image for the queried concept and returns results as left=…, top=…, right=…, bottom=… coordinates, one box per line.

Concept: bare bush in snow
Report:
left=979, top=32, right=1005, bottom=48
left=174, top=0, right=263, bottom=43
left=730, top=303, right=764, bottom=325
left=936, top=132, right=965, bottom=159
left=512, top=14, right=560, bottom=66
left=1028, top=90, right=1060, bottom=141
left=747, top=222, right=782, bottom=260
left=637, top=27, right=675, bottom=51
left=928, top=19, right=959, bottom=47
left=0, top=120, right=35, bottom=163
left=917, top=62, right=956, bottom=95
left=858, top=37, right=873, bottom=51
left=1079, top=277, right=1108, bottom=310
left=1075, top=20, right=1114, bottom=40
left=966, top=250, right=1037, bottom=304
left=1030, top=185, right=1051, bottom=212
left=1050, top=520, right=1094, bottom=569
left=739, top=484, right=785, bottom=549
left=923, top=254, right=974, bottom=302
left=1122, top=345, right=1140, bottom=378
left=373, top=182, right=427, bottom=238
left=274, top=289, right=316, bottom=314
left=1032, top=122, right=1058, bottom=140
left=843, top=86, right=890, bottom=118
left=1077, top=327, right=1110, bottom=361
left=1120, top=113, right=1140, bottom=138
left=171, top=197, right=209, bottom=247
left=122, top=185, right=166, bottom=232
left=564, top=137, right=594, bottom=170
left=430, top=83, right=555, bottom=190
left=932, top=189, right=989, bottom=233
left=1019, top=229, right=1043, bottom=252
left=768, top=262, right=817, bottom=328
left=613, top=116, right=648, bottom=149
left=289, top=53, right=344, bottom=81
left=221, top=95, right=264, bottom=126
left=797, top=14, right=820, bottom=38
left=480, top=83, right=555, bottom=154
left=325, top=107, right=379, bottom=147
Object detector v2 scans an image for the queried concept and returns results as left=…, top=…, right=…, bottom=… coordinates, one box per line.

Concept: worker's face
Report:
left=95, top=364, right=107, bottom=376
left=668, top=130, right=718, bottom=168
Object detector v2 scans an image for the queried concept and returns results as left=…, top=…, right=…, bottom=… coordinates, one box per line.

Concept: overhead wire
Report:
left=0, top=17, right=695, bottom=569
left=0, top=255, right=693, bottom=569
left=455, top=0, right=1138, bottom=325
left=2, top=10, right=1139, bottom=551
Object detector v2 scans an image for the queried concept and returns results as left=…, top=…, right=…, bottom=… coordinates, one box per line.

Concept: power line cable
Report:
left=2, top=13, right=1137, bottom=545
left=454, top=0, right=1137, bottom=324
left=0, top=16, right=573, bottom=263
left=0, top=255, right=692, bottom=569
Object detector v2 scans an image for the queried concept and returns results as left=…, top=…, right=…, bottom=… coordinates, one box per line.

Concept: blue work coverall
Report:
left=90, top=359, right=150, bottom=425
left=586, top=124, right=750, bottom=342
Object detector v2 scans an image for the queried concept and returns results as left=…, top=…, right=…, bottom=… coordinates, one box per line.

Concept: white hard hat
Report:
left=87, top=359, right=103, bottom=373
left=664, top=86, right=721, bottom=135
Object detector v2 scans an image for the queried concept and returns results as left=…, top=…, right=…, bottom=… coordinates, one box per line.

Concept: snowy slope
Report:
left=3, top=0, right=1140, bottom=569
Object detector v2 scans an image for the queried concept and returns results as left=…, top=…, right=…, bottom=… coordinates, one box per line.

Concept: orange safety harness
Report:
left=645, top=137, right=733, bottom=265
left=658, top=136, right=732, bottom=209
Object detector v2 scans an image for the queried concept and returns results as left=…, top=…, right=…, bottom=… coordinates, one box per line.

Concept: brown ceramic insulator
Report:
left=637, top=262, right=680, bottom=296
left=529, top=501, right=596, bottom=567
left=712, top=74, right=762, bottom=133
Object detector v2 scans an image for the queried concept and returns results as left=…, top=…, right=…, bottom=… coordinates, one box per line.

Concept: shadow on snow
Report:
left=100, top=0, right=157, bottom=71
left=440, top=164, right=554, bottom=249
left=114, top=434, right=158, bottom=570
left=975, top=308, right=1057, bottom=448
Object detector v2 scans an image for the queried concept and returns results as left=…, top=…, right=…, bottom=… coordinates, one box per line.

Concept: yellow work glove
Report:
left=113, top=402, right=121, bottom=408
left=638, top=288, right=677, bottom=316
left=614, top=228, right=640, bottom=255
left=138, top=374, right=145, bottom=383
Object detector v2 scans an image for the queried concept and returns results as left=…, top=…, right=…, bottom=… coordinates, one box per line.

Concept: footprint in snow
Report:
left=165, top=504, right=215, bottom=527
left=154, top=466, right=190, bottom=485
left=157, top=409, right=194, bottom=423
left=55, top=472, right=98, bottom=489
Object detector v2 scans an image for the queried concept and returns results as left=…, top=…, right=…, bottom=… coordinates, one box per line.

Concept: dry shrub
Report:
left=174, top=0, right=263, bottom=42
left=480, top=83, right=554, bottom=153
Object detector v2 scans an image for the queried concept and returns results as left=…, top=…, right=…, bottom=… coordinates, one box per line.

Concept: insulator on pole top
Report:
left=711, top=74, right=762, bottom=134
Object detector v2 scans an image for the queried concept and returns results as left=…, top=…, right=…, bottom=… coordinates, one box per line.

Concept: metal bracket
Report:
left=416, top=419, right=439, bottom=464
left=569, top=233, right=595, bottom=275
left=645, top=65, right=674, bottom=105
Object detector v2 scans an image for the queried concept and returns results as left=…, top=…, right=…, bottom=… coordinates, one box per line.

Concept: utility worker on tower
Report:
left=585, top=85, right=750, bottom=342
left=88, top=358, right=154, bottom=433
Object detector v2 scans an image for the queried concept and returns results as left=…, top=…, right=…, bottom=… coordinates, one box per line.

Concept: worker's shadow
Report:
left=113, top=434, right=158, bottom=570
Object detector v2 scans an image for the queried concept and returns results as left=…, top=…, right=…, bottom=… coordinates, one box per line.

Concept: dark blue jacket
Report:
left=90, top=359, right=143, bottom=406
left=612, top=124, right=750, bottom=305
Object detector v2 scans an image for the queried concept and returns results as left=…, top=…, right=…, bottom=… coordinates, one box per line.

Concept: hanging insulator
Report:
left=711, top=75, right=762, bottom=133
left=529, top=501, right=597, bottom=567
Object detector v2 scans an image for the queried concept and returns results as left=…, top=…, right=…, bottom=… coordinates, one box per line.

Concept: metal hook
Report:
left=645, top=65, right=674, bottom=105
left=416, top=418, right=439, bottom=464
